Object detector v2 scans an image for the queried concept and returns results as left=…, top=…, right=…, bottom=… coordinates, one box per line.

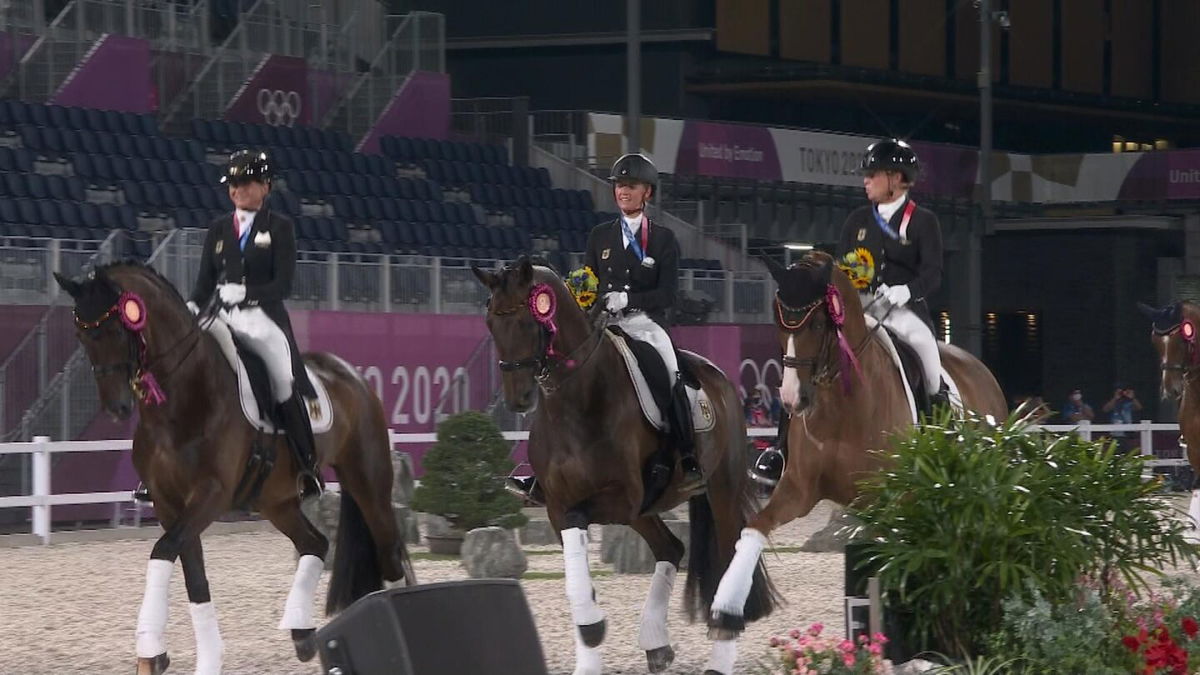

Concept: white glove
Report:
left=604, top=291, right=629, bottom=313
left=218, top=283, right=246, bottom=306
left=882, top=284, right=911, bottom=307
left=186, top=301, right=199, bottom=316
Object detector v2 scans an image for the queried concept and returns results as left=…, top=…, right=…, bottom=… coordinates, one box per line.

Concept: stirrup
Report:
left=296, top=471, right=323, bottom=500
left=132, top=482, right=153, bottom=503
left=678, top=457, right=706, bottom=494
left=748, top=449, right=785, bottom=487
left=505, top=476, right=544, bottom=505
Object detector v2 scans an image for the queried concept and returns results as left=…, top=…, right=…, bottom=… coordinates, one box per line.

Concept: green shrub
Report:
left=411, top=411, right=528, bottom=531
left=848, top=410, right=1197, bottom=658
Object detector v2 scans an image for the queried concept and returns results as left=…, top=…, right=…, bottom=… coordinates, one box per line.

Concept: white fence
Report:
left=0, top=423, right=1186, bottom=544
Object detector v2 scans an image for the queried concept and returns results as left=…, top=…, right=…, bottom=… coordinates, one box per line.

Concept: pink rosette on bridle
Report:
left=825, top=284, right=861, bottom=394
left=116, top=291, right=166, bottom=406
left=528, top=283, right=573, bottom=367
left=1184, top=320, right=1198, bottom=365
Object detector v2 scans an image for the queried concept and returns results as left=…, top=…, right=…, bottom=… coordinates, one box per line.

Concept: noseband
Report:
left=775, top=284, right=863, bottom=393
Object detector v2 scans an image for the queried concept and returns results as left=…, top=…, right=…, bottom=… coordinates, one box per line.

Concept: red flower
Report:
left=1122, top=635, right=1142, bottom=652
left=1182, top=616, right=1199, bottom=638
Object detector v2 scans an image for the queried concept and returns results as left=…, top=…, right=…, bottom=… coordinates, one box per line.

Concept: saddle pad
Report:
left=865, top=315, right=963, bottom=424
left=204, top=315, right=334, bottom=435
left=604, top=330, right=717, bottom=433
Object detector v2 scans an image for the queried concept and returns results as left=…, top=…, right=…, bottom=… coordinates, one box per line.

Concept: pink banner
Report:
left=675, top=121, right=783, bottom=181
left=357, top=71, right=451, bottom=154
left=50, top=35, right=153, bottom=113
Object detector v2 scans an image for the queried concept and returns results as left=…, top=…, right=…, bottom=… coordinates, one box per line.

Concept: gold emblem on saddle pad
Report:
left=698, top=398, right=713, bottom=424
left=856, top=228, right=866, bottom=242
left=215, top=239, right=223, bottom=254
left=601, top=248, right=611, bottom=260
left=308, top=398, right=322, bottom=420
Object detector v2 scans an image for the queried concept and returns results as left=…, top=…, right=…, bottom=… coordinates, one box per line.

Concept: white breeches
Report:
left=863, top=296, right=942, bottom=390
left=617, top=311, right=677, bottom=386
left=221, top=306, right=294, bottom=403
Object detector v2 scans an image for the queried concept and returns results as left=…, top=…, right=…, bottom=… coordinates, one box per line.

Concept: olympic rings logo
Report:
left=257, top=89, right=302, bottom=127
left=739, top=357, right=783, bottom=402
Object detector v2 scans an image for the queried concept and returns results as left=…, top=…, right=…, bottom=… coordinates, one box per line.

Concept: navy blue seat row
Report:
left=329, top=195, right=479, bottom=226
left=0, top=172, right=86, bottom=202
left=20, top=126, right=204, bottom=162
left=173, top=208, right=224, bottom=229
left=376, top=221, right=531, bottom=253
left=0, top=101, right=157, bottom=136
left=74, top=154, right=217, bottom=186
left=381, top=136, right=507, bottom=166
left=269, top=146, right=394, bottom=176
left=191, top=119, right=351, bottom=152
left=427, top=160, right=549, bottom=189
left=0, top=198, right=136, bottom=230
left=558, top=229, right=587, bottom=253
left=0, top=146, right=34, bottom=172
left=468, top=182, right=590, bottom=210
left=284, top=170, right=439, bottom=201
left=294, top=216, right=349, bottom=242
left=122, top=180, right=230, bottom=212
left=681, top=258, right=723, bottom=271
left=509, top=206, right=601, bottom=235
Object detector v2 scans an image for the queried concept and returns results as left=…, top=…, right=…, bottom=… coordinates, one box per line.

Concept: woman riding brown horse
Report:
left=706, top=251, right=1006, bottom=636
left=54, top=262, right=413, bottom=675
left=474, top=258, right=778, bottom=675
left=1143, top=300, right=1200, bottom=541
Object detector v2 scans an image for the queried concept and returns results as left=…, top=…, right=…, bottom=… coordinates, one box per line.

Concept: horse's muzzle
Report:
left=108, top=400, right=133, bottom=420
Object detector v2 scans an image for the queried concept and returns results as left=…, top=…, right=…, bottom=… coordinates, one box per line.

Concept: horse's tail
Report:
left=325, top=487, right=382, bottom=615
left=684, top=490, right=780, bottom=623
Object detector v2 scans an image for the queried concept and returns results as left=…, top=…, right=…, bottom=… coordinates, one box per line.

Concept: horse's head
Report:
left=1140, top=300, right=1200, bottom=400
left=473, top=258, right=578, bottom=413
left=54, top=263, right=187, bottom=420
left=763, top=251, right=864, bottom=413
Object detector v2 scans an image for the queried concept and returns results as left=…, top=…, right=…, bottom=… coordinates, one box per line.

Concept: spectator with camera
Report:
left=1102, top=385, right=1143, bottom=425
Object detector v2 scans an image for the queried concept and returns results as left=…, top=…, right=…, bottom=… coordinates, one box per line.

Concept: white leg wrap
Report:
left=136, top=559, right=174, bottom=658
left=638, top=561, right=677, bottom=650
left=278, top=554, right=324, bottom=630
left=703, top=639, right=738, bottom=674
left=571, top=624, right=603, bottom=675
left=1187, top=490, right=1200, bottom=544
left=189, top=602, right=224, bottom=675
left=710, top=528, right=766, bottom=616
left=561, top=527, right=604, bottom=627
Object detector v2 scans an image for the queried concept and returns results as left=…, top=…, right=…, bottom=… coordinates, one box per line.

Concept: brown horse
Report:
left=54, top=262, right=413, bottom=675
left=706, top=251, right=1007, bottom=633
left=1142, top=299, right=1200, bottom=541
left=473, top=258, right=778, bottom=675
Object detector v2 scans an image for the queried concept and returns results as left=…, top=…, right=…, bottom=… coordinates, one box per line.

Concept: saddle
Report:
left=203, top=315, right=334, bottom=435
left=866, top=315, right=961, bottom=423
left=604, top=326, right=716, bottom=433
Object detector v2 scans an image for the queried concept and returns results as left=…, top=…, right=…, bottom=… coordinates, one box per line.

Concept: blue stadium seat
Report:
left=138, top=113, right=158, bottom=136
left=121, top=180, right=144, bottom=205
left=4, top=173, right=26, bottom=198
left=151, top=137, right=172, bottom=160
left=26, top=103, right=47, bottom=128
left=45, top=104, right=67, bottom=128
left=159, top=183, right=182, bottom=208
left=66, top=106, right=88, bottom=130
left=99, top=110, right=123, bottom=134
left=334, top=172, right=354, bottom=195
left=225, top=122, right=246, bottom=147
left=16, top=198, right=39, bottom=224
left=191, top=118, right=213, bottom=144
left=128, top=157, right=151, bottom=183
left=139, top=182, right=163, bottom=208
left=44, top=175, right=68, bottom=201
left=379, top=198, right=399, bottom=220
left=6, top=100, right=30, bottom=126
left=396, top=199, right=415, bottom=222
left=36, top=200, right=62, bottom=226
left=0, top=200, right=17, bottom=223
left=315, top=171, right=336, bottom=195
left=116, top=134, right=137, bottom=158
left=258, top=124, right=279, bottom=147
left=59, top=201, right=85, bottom=228
left=78, top=202, right=101, bottom=227
left=242, top=123, right=264, bottom=147
left=87, top=153, right=114, bottom=183
left=108, top=155, right=131, bottom=181
left=132, top=134, right=154, bottom=158
left=176, top=184, right=199, bottom=210
left=17, top=124, right=41, bottom=152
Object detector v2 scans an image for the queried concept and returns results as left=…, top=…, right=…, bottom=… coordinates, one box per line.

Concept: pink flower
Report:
left=840, top=639, right=855, bottom=652
left=842, top=652, right=857, bottom=667
left=770, top=636, right=781, bottom=647
left=869, top=642, right=883, bottom=655
left=808, top=622, right=824, bottom=637
left=790, top=628, right=802, bottom=639
left=872, top=632, right=890, bottom=644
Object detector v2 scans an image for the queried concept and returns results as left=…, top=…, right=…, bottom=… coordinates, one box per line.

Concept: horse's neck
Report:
left=805, top=337, right=896, bottom=429
left=1182, top=380, right=1200, bottom=440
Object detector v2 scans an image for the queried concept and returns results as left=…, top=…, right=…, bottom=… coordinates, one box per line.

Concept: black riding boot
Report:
left=926, top=379, right=950, bottom=415
left=750, top=410, right=790, bottom=487
left=279, top=393, right=323, bottom=499
left=670, top=379, right=705, bottom=494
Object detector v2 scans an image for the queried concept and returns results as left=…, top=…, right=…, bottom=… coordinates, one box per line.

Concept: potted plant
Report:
left=411, top=411, right=528, bottom=555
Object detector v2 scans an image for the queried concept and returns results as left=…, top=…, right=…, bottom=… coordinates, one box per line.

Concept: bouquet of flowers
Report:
left=566, top=266, right=599, bottom=309
left=763, top=623, right=892, bottom=675
left=837, top=248, right=875, bottom=290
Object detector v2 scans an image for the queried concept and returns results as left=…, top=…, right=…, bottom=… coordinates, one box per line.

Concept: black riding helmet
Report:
left=608, top=153, right=659, bottom=188
left=860, top=138, right=919, bottom=183
left=221, top=149, right=272, bottom=186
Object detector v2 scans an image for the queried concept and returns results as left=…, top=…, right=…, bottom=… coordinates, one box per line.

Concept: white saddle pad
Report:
left=604, top=330, right=717, bottom=433
left=865, top=315, right=963, bottom=424
left=203, top=316, right=334, bottom=435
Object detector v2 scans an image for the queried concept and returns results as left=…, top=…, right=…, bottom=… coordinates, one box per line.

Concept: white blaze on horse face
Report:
left=780, top=334, right=802, bottom=412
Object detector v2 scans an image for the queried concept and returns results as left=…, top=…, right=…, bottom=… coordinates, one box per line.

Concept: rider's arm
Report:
left=245, top=214, right=296, bottom=304
left=627, top=231, right=679, bottom=313
left=189, top=224, right=219, bottom=308
left=907, top=213, right=943, bottom=300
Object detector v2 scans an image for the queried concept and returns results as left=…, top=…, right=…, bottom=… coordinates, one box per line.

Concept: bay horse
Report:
left=1142, top=300, right=1200, bottom=541
left=54, top=262, right=414, bottom=675
left=473, top=258, right=778, bottom=675
left=707, top=251, right=1007, bottom=633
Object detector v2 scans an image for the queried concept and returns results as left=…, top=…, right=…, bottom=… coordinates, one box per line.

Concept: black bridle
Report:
left=774, top=290, right=890, bottom=388
left=1152, top=319, right=1198, bottom=382
left=490, top=295, right=609, bottom=393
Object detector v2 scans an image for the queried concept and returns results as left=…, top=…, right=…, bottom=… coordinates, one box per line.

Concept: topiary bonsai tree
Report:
left=411, top=411, right=528, bottom=531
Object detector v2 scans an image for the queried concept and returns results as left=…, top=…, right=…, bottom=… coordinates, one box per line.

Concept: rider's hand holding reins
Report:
left=604, top=291, right=629, bottom=314
left=186, top=301, right=199, bottom=316
left=875, top=283, right=911, bottom=307
left=218, top=283, right=246, bottom=306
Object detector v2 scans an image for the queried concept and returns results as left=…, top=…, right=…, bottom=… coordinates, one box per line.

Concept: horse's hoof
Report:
left=703, top=671, right=726, bottom=675
left=135, top=653, right=170, bottom=675
left=646, top=645, right=675, bottom=672
left=578, top=619, right=606, bottom=648
left=706, top=611, right=745, bottom=641
left=291, top=628, right=317, bottom=662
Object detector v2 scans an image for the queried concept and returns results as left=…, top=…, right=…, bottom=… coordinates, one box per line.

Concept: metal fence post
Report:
left=328, top=253, right=340, bottom=311
left=32, top=435, right=50, bottom=544
left=1139, top=420, right=1154, bottom=456
left=431, top=257, right=442, bottom=313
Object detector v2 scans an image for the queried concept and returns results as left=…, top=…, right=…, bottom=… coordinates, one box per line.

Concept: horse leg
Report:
left=261, top=498, right=329, bottom=662
left=554, top=505, right=604, bottom=675
left=136, top=480, right=224, bottom=675
left=628, top=515, right=684, bottom=673
left=180, top=537, right=223, bottom=675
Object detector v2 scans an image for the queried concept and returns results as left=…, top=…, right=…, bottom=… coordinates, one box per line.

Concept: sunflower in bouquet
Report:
left=566, top=266, right=599, bottom=309
left=837, top=247, right=875, bottom=290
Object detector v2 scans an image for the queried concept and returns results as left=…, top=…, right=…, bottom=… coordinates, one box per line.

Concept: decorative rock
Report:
left=518, top=519, right=558, bottom=546
left=799, top=506, right=859, bottom=553
left=605, top=521, right=690, bottom=574
left=419, top=512, right=456, bottom=539
left=893, top=658, right=938, bottom=674
left=391, top=451, right=415, bottom=505
left=461, top=527, right=528, bottom=579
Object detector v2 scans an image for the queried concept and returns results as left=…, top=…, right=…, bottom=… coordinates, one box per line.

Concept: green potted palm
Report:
left=411, top=411, right=528, bottom=555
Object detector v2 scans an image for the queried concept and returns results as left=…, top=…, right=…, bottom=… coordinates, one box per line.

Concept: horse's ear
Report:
left=1136, top=301, right=1161, bottom=319
left=472, top=265, right=499, bottom=289
left=758, top=254, right=787, bottom=285
left=53, top=271, right=82, bottom=298
left=516, top=257, right=534, bottom=286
